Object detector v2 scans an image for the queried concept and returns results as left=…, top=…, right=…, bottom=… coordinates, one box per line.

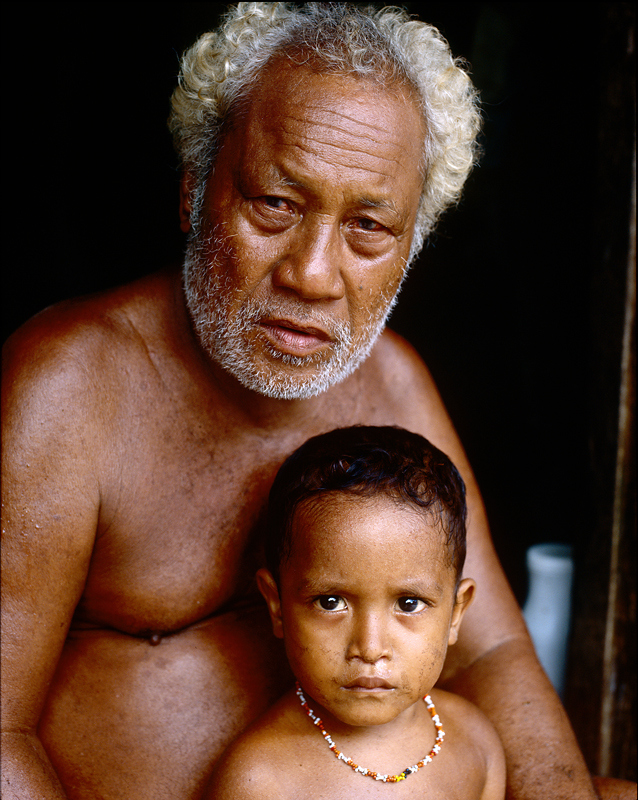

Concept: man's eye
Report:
left=356, top=217, right=384, bottom=231
left=397, top=597, right=425, bottom=613
left=315, top=595, right=347, bottom=611
left=251, top=196, right=296, bottom=231
left=261, top=196, right=289, bottom=210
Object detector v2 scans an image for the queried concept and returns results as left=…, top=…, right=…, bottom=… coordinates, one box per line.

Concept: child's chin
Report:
left=331, top=697, right=408, bottom=728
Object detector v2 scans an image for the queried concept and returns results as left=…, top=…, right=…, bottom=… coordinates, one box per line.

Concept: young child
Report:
left=206, top=426, right=506, bottom=799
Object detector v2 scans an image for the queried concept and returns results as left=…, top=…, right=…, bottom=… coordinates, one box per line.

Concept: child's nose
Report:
left=347, top=613, right=391, bottom=663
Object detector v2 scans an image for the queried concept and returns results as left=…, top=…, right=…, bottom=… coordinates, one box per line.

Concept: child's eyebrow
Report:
left=393, top=580, right=445, bottom=598
left=293, top=576, right=446, bottom=598
left=294, top=576, right=345, bottom=594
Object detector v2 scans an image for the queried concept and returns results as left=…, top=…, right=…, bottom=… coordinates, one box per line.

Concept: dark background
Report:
left=2, top=1, right=635, bottom=777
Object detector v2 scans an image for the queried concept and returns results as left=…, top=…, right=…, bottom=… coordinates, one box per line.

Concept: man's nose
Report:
left=346, top=612, right=392, bottom=663
left=271, top=217, right=346, bottom=301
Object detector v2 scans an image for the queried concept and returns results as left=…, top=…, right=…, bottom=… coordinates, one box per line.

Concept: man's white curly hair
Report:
left=169, top=2, right=481, bottom=258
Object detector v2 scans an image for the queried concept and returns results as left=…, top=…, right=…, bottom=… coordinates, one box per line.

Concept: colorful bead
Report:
left=295, top=683, right=444, bottom=784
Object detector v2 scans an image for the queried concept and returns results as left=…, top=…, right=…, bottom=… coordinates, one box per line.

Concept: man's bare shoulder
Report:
left=3, top=271, right=182, bottom=403
left=2, top=271, right=189, bottom=476
left=356, top=328, right=452, bottom=437
left=5, top=270, right=177, bottom=369
left=369, top=327, right=435, bottom=380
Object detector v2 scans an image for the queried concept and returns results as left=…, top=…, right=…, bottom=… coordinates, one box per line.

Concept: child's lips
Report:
left=344, top=676, right=393, bottom=690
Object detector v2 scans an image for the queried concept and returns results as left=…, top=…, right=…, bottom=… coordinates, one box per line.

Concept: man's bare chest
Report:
left=71, top=327, right=407, bottom=635
left=75, top=410, right=293, bottom=632
left=73, top=371, right=371, bottom=635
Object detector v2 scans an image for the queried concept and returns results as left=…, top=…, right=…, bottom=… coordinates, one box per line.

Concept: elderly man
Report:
left=0, top=4, right=610, bottom=799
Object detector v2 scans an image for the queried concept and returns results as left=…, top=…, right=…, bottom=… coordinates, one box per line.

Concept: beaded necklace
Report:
left=295, top=682, right=444, bottom=783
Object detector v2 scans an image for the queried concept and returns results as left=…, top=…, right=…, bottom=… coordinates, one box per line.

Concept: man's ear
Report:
left=179, top=172, right=196, bottom=233
left=256, top=568, right=284, bottom=639
left=448, top=577, right=476, bottom=646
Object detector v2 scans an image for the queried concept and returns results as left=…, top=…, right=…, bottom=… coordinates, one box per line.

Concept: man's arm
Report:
left=442, top=490, right=596, bottom=800
left=1, top=318, right=102, bottom=799
left=374, top=330, right=597, bottom=800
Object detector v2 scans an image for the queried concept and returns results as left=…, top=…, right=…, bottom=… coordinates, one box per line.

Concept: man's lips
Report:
left=344, top=677, right=394, bottom=690
left=259, top=318, right=334, bottom=356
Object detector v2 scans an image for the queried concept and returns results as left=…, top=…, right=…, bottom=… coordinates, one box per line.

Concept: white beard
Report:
left=182, top=225, right=403, bottom=400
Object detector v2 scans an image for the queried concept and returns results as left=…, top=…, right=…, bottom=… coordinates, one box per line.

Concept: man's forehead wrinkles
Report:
left=278, top=112, right=404, bottom=155
left=289, top=103, right=399, bottom=133
left=274, top=119, right=406, bottom=169
left=286, top=140, right=404, bottom=174
left=286, top=142, right=400, bottom=180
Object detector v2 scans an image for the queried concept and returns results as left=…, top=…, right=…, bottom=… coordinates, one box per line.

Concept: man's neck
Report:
left=208, top=357, right=347, bottom=432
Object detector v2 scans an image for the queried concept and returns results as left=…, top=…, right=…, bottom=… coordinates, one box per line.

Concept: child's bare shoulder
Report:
left=203, top=693, right=301, bottom=800
left=432, top=689, right=506, bottom=799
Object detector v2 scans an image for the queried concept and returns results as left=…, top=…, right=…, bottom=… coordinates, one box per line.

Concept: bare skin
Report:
left=208, top=687, right=505, bottom=800
left=1, top=66, right=600, bottom=800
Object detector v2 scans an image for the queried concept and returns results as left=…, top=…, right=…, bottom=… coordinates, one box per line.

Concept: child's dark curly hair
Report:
left=265, top=425, right=467, bottom=583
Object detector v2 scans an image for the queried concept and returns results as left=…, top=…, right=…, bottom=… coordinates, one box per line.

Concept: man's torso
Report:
left=20, top=271, right=437, bottom=799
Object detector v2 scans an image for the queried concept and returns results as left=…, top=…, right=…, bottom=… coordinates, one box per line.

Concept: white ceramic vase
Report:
left=522, top=543, right=574, bottom=697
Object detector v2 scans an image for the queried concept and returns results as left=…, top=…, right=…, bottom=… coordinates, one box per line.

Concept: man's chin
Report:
left=214, top=345, right=372, bottom=401
left=221, top=360, right=348, bottom=401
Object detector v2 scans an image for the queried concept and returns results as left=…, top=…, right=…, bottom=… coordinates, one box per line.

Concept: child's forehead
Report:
left=290, top=491, right=449, bottom=560
left=296, top=490, right=423, bottom=523
left=303, top=488, right=426, bottom=515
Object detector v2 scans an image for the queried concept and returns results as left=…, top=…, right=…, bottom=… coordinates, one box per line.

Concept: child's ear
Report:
left=256, top=568, right=284, bottom=639
left=448, top=578, right=476, bottom=646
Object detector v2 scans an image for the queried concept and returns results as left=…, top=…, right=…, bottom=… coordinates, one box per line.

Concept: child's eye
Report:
left=315, top=595, right=347, bottom=611
left=397, top=597, right=426, bottom=613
